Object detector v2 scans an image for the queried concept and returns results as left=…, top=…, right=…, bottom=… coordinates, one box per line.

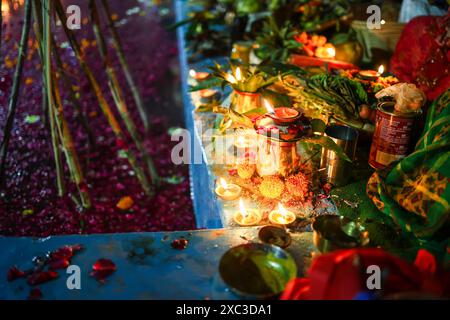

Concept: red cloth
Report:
left=390, top=14, right=450, bottom=101
left=280, top=248, right=449, bottom=300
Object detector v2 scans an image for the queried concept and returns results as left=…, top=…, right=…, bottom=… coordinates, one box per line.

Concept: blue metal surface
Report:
left=0, top=228, right=314, bottom=300
left=174, top=0, right=224, bottom=229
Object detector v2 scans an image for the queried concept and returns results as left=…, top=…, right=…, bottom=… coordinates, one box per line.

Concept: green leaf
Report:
left=310, top=119, right=326, bottom=133
left=162, top=175, right=185, bottom=184
left=261, top=89, right=291, bottom=107
left=243, top=108, right=268, bottom=117
left=118, top=149, right=128, bottom=159
left=301, top=135, right=352, bottom=162
left=228, top=108, right=254, bottom=128
left=24, top=115, right=40, bottom=124
left=189, top=77, right=223, bottom=92
left=22, top=209, right=34, bottom=216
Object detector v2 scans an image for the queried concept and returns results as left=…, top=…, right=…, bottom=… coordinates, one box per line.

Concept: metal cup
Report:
left=320, top=125, right=358, bottom=187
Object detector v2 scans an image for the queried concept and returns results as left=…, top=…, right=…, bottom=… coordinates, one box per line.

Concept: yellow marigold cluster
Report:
left=237, top=163, right=256, bottom=179
left=259, top=176, right=285, bottom=199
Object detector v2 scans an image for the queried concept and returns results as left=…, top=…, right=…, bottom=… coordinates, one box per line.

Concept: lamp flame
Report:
left=239, top=198, right=248, bottom=217
left=264, top=99, right=275, bottom=114
left=189, top=69, right=196, bottom=78
left=378, top=65, right=385, bottom=75
left=326, top=47, right=336, bottom=58
left=277, top=203, right=289, bottom=224
left=219, top=178, right=228, bottom=190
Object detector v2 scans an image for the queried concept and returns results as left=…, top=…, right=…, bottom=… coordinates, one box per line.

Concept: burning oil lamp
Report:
left=215, top=178, right=242, bottom=201
left=264, top=100, right=299, bottom=125
left=268, top=203, right=296, bottom=226
left=233, top=198, right=262, bottom=226
left=189, top=69, right=210, bottom=82
left=358, top=65, right=384, bottom=81
left=315, top=44, right=336, bottom=59
left=199, top=89, right=221, bottom=104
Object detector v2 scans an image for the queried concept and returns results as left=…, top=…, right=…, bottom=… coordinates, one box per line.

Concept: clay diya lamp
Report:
left=215, top=178, right=242, bottom=201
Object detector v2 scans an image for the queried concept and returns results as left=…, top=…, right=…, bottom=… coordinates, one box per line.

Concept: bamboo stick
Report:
left=42, top=0, right=65, bottom=196
left=89, top=0, right=160, bottom=187
left=54, top=0, right=153, bottom=196
left=0, top=0, right=32, bottom=186
left=100, top=0, right=149, bottom=131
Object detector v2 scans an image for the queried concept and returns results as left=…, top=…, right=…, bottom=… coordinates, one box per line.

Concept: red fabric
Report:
left=280, top=248, right=449, bottom=300
left=390, top=14, right=450, bottom=101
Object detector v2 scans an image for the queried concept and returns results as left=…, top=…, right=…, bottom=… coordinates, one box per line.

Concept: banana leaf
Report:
left=300, top=135, right=352, bottom=162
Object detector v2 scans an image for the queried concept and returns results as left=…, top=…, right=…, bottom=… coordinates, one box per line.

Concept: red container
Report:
left=369, top=102, right=421, bottom=170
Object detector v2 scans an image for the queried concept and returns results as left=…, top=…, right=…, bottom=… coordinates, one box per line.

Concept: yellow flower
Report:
left=259, top=176, right=284, bottom=199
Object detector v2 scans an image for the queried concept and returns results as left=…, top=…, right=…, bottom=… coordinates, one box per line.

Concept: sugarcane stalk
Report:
left=51, top=35, right=96, bottom=147
left=54, top=0, right=153, bottom=196
left=51, top=72, right=91, bottom=208
left=38, top=0, right=91, bottom=208
left=90, top=0, right=160, bottom=187
left=100, top=0, right=149, bottom=131
left=31, top=0, right=48, bottom=127
left=0, top=0, right=32, bottom=187
left=42, top=0, right=65, bottom=196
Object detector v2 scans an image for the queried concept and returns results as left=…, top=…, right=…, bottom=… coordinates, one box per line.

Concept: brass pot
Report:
left=231, top=90, right=263, bottom=114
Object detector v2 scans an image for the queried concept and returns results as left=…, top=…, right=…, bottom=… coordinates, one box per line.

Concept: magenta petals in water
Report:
left=0, top=2, right=195, bottom=236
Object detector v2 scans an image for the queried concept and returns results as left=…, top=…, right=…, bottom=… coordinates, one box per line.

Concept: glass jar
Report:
left=256, top=136, right=301, bottom=177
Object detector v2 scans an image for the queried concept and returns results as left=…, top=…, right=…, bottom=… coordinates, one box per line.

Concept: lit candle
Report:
left=233, top=198, right=262, bottom=226
left=215, top=178, right=242, bottom=201
left=268, top=203, right=296, bottom=226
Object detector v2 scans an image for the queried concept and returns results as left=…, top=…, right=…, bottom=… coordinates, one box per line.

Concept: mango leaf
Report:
left=301, top=135, right=352, bottom=162
left=261, top=89, right=291, bottom=107
left=189, top=77, right=223, bottom=92
left=243, top=108, right=268, bottom=117
left=228, top=108, right=254, bottom=129
left=310, top=119, right=326, bottom=133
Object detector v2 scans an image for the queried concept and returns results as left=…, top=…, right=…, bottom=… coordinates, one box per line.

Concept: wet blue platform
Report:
left=0, top=228, right=314, bottom=300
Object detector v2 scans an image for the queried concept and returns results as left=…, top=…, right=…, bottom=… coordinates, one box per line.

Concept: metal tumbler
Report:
left=320, top=125, right=358, bottom=187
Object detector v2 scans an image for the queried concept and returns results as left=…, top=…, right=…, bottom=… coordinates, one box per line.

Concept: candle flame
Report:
left=235, top=67, right=242, bottom=81
left=378, top=65, right=384, bottom=74
left=264, top=99, right=275, bottom=114
left=239, top=198, right=248, bottom=217
left=219, top=178, right=228, bottom=190
left=189, top=69, right=196, bottom=78
left=326, top=47, right=336, bottom=58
